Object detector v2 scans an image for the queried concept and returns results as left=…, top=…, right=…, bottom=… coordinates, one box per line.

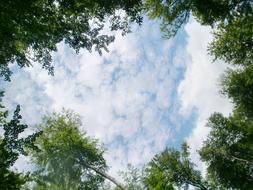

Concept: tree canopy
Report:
left=28, top=110, right=126, bottom=190
left=199, top=111, right=253, bottom=189
left=0, top=0, right=142, bottom=81
left=28, top=110, right=107, bottom=189
left=221, top=65, right=253, bottom=119
left=144, top=0, right=252, bottom=37
left=0, top=1, right=252, bottom=189
left=144, top=0, right=253, bottom=68
left=209, top=13, right=253, bottom=67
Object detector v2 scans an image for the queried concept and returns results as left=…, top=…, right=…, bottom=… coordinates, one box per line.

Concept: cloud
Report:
left=1, top=69, right=53, bottom=125
left=2, top=16, right=233, bottom=182
left=2, top=19, right=196, bottom=178
left=178, top=19, right=233, bottom=171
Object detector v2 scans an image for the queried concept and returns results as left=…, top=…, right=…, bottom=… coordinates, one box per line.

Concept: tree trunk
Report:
left=86, top=165, right=128, bottom=190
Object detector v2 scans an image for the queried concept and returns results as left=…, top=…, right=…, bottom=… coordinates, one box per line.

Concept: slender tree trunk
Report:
left=85, top=164, right=128, bottom=190
left=230, top=155, right=253, bottom=165
left=184, top=179, right=208, bottom=190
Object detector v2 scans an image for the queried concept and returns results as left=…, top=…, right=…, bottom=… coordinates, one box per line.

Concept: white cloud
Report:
left=3, top=17, right=232, bottom=182
left=3, top=20, right=188, bottom=179
left=178, top=19, right=232, bottom=171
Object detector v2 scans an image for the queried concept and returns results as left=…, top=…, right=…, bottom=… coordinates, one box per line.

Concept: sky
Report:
left=1, top=17, right=232, bottom=179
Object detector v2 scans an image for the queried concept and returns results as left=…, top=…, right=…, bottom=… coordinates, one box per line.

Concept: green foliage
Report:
left=144, top=0, right=252, bottom=37
left=143, top=143, right=211, bottom=190
left=144, top=0, right=191, bottom=38
left=209, top=44, right=253, bottom=189
left=144, top=162, right=174, bottom=190
left=221, top=65, right=253, bottom=118
left=191, top=0, right=246, bottom=25
left=144, top=0, right=252, bottom=72
left=0, top=92, right=41, bottom=190
left=209, top=14, right=253, bottom=66
left=199, top=112, right=253, bottom=189
left=29, top=110, right=107, bottom=190
left=0, top=0, right=143, bottom=81
left=195, top=1, right=253, bottom=189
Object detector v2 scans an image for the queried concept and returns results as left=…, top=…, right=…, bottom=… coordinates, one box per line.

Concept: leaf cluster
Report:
left=0, top=0, right=143, bottom=81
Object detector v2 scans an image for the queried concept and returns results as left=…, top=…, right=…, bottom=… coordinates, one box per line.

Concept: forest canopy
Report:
left=0, top=0, right=252, bottom=189
left=0, top=0, right=142, bottom=81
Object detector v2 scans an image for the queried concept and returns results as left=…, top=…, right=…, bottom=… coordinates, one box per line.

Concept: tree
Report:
left=0, top=0, right=143, bottom=81
left=209, top=13, right=253, bottom=66
left=0, top=92, right=41, bottom=189
left=29, top=110, right=126, bottom=190
left=221, top=65, right=253, bottom=118
left=199, top=112, right=253, bottom=189
left=143, top=143, right=212, bottom=190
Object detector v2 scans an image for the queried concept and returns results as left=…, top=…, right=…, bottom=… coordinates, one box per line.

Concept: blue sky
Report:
left=1, top=18, right=232, bottom=177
